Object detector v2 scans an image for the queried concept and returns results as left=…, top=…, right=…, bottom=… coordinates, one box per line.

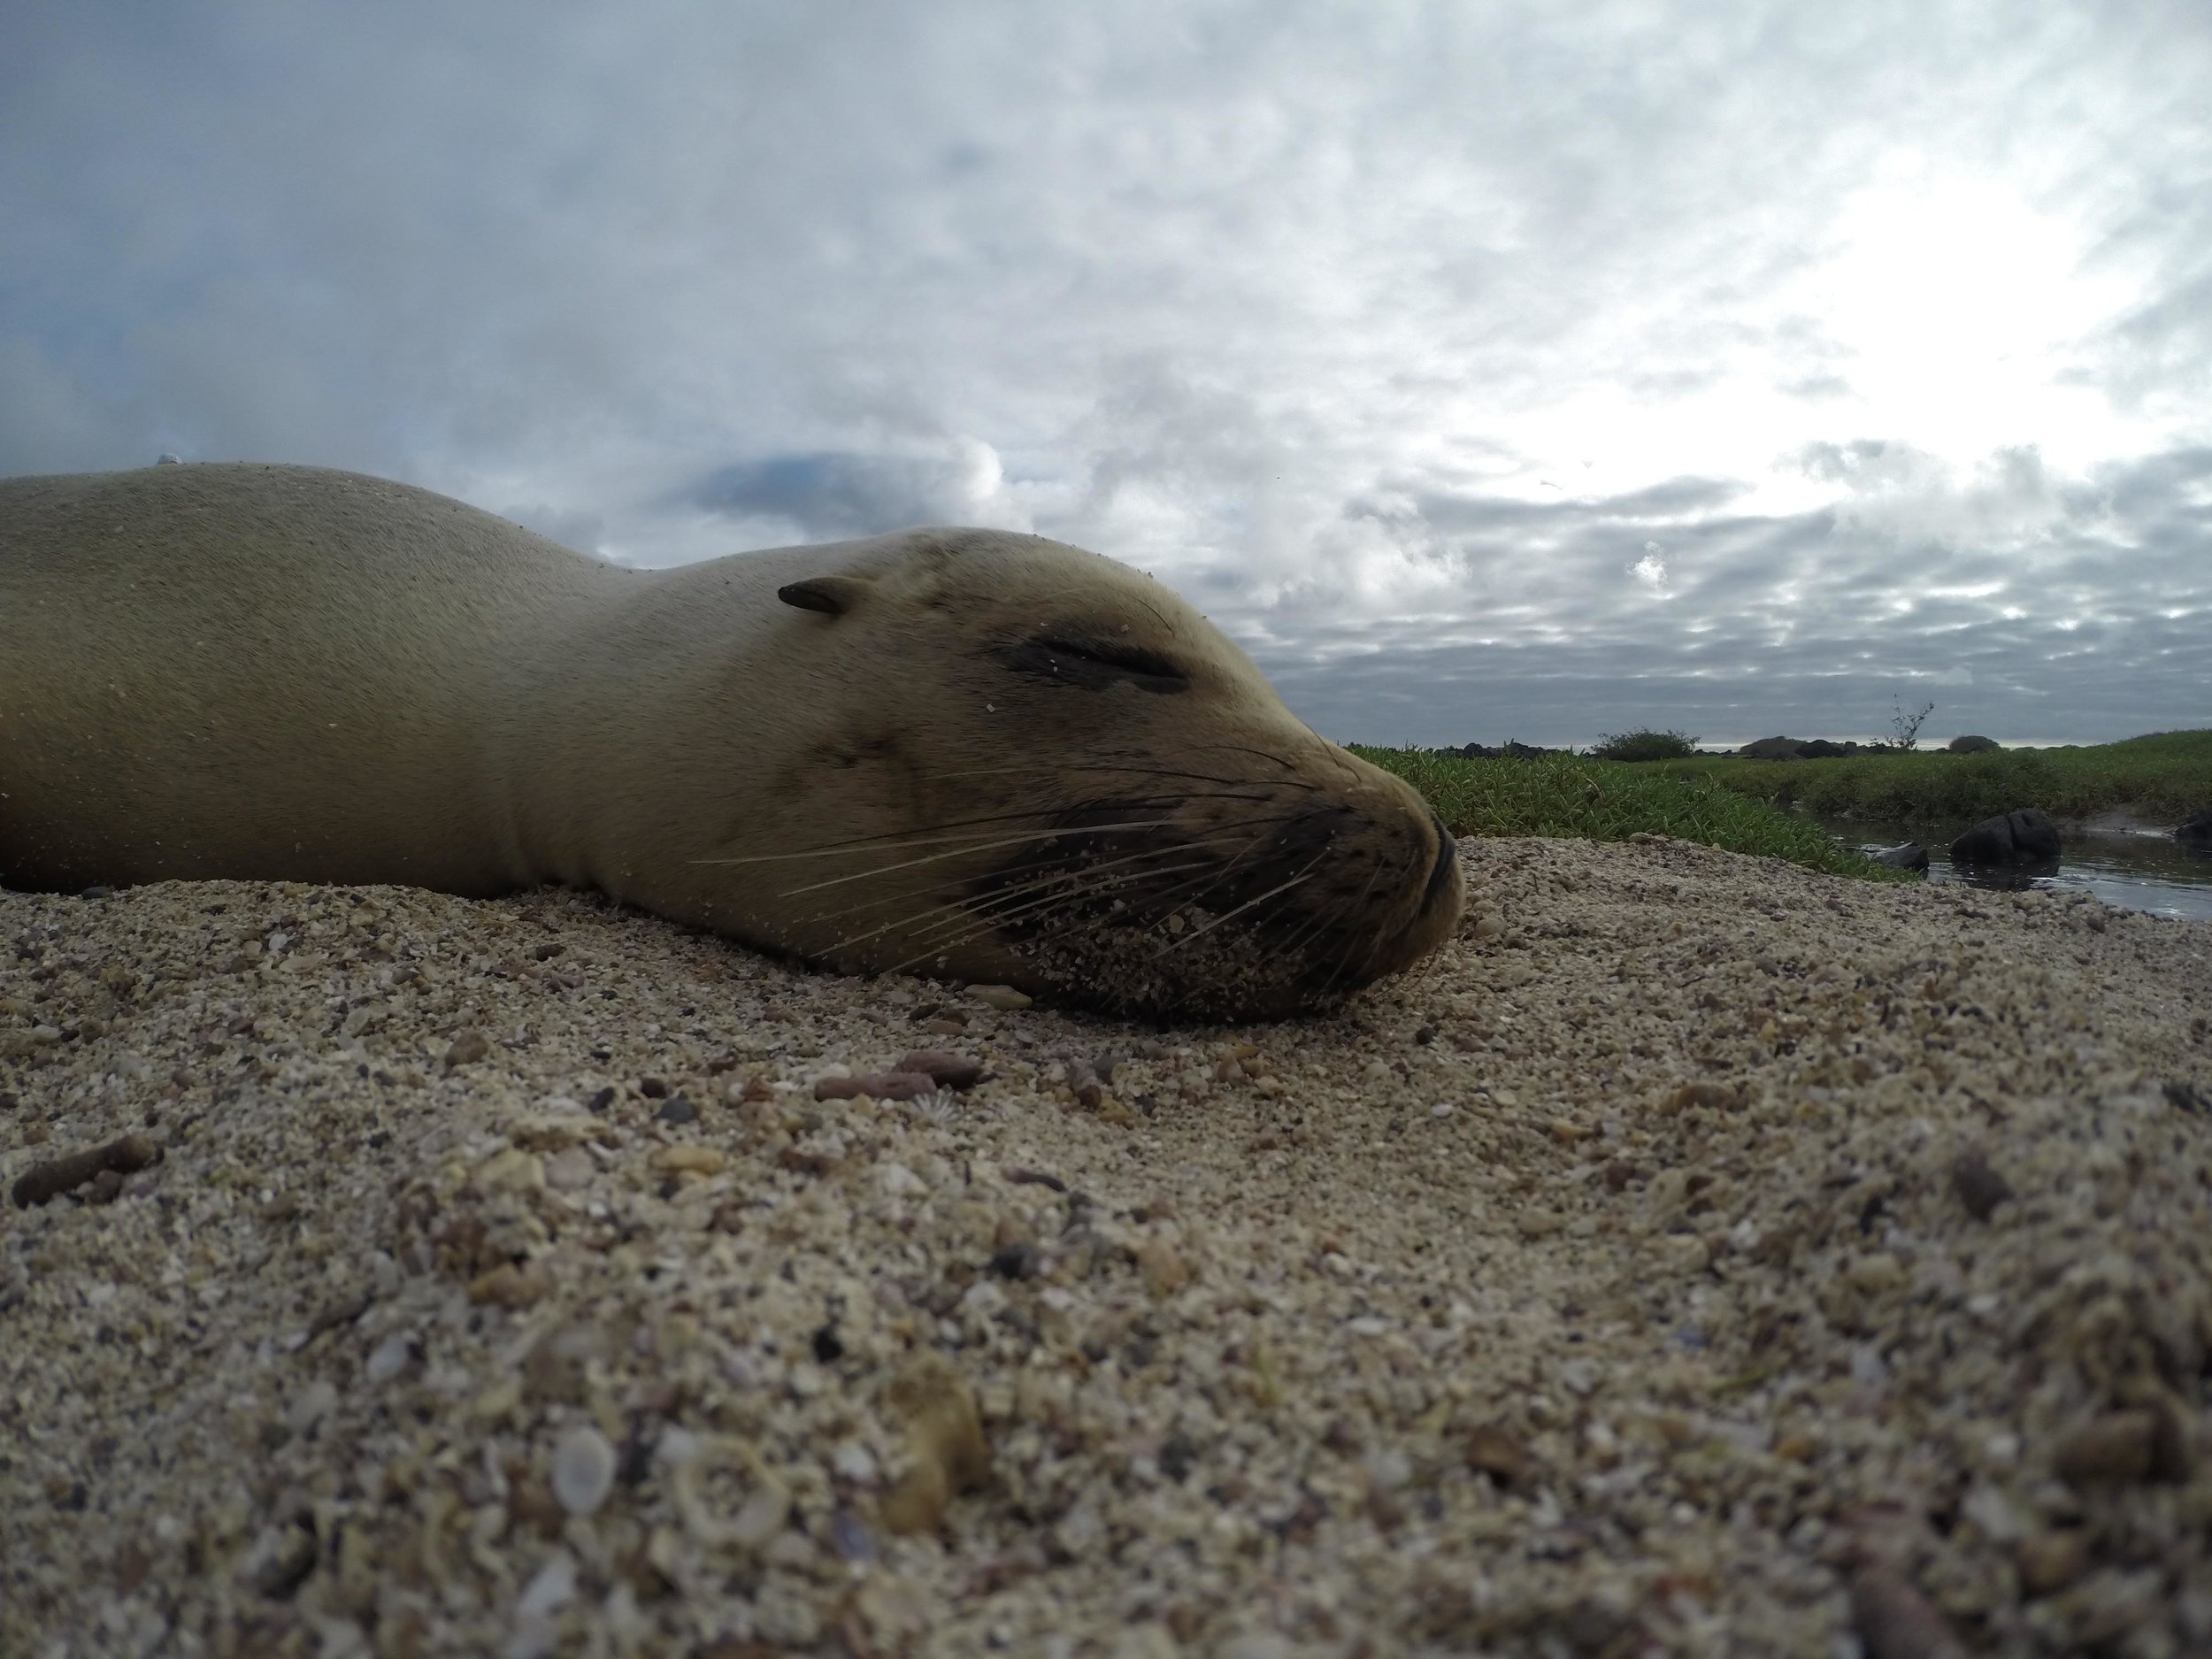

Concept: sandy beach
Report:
left=4, top=833, right=2208, bottom=1657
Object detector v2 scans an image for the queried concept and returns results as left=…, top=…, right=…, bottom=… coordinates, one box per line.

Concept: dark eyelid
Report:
left=997, top=634, right=1190, bottom=693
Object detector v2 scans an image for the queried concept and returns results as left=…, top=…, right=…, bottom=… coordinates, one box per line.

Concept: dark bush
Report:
left=1591, top=728, right=1701, bottom=763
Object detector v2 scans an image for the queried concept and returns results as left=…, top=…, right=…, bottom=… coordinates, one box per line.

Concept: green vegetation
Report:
left=1353, top=747, right=1912, bottom=880
left=1354, top=731, right=2210, bottom=884
left=1589, top=727, right=1700, bottom=762
left=1648, top=729, right=2212, bottom=823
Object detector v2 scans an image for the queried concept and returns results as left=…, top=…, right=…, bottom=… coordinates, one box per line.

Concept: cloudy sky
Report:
left=6, top=1, right=2208, bottom=747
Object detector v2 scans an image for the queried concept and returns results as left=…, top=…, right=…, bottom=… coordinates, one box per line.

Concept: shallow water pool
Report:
left=1811, top=815, right=2212, bottom=922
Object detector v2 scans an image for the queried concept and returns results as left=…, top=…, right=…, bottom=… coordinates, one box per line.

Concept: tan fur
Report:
left=0, top=463, right=1463, bottom=1018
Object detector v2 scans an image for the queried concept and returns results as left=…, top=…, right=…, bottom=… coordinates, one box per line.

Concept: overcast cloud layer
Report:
left=5, top=0, right=2208, bottom=746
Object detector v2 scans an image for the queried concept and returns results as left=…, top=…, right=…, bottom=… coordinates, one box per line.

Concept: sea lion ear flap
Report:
left=777, top=573, right=875, bottom=617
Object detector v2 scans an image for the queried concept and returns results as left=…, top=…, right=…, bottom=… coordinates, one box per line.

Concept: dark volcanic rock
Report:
left=2177, top=810, right=2212, bottom=849
left=1950, top=808, right=2062, bottom=865
left=1739, top=735, right=1803, bottom=761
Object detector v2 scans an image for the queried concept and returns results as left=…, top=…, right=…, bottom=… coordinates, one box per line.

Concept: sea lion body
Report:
left=0, top=464, right=1463, bottom=1018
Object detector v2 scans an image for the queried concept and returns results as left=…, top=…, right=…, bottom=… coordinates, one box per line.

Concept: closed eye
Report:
left=998, top=635, right=1191, bottom=694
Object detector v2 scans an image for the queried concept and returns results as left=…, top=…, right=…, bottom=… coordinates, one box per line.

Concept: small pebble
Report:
left=837, top=1070, right=936, bottom=1101
left=654, top=1094, right=699, bottom=1125
left=968, top=984, right=1032, bottom=1010
left=1849, top=1563, right=1967, bottom=1659
left=653, top=1146, right=726, bottom=1177
left=1949, top=1148, right=2013, bottom=1220
left=543, top=1147, right=595, bottom=1190
left=1137, top=1239, right=1193, bottom=1294
left=515, top=1548, right=577, bottom=1618
left=286, top=1379, right=339, bottom=1437
left=731, top=1482, right=790, bottom=1548
left=2051, top=1407, right=2185, bottom=1485
left=897, top=1048, right=984, bottom=1089
left=2016, top=1529, right=2089, bottom=1595
left=552, top=1425, right=618, bottom=1517
left=1465, top=1424, right=1535, bottom=1487
left=11, top=1133, right=165, bottom=1209
left=443, top=1031, right=490, bottom=1068
left=832, top=1505, right=877, bottom=1563
left=365, top=1333, right=414, bottom=1384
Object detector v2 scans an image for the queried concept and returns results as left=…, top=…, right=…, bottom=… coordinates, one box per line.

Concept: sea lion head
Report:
left=736, top=528, right=1463, bottom=1021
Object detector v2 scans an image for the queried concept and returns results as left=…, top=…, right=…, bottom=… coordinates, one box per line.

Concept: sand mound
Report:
left=4, top=836, right=2208, bottom=1657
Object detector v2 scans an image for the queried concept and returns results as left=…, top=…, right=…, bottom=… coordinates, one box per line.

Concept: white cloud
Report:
left=3, top=0, right=2209, bottom=744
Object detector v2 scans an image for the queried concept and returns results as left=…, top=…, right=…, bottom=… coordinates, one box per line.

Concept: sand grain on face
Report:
left=3, top=841, right=2208, bottom=1657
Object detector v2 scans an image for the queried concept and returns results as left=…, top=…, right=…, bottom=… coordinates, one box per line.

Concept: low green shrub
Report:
left=1648, top=730, right=2212, bottom=822
left=1590, top=728, right=1700, bottom=763
left=1352, top=748, right=1909, bottom=881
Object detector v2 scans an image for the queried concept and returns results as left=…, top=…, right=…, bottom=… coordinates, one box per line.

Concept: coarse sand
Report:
left=4, top=834, right=2209, bottom=1659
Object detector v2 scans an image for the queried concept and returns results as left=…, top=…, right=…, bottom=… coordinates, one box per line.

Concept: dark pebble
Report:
left=1949, top=1148, right=2013, bottom=1220
left=654, top=1095, right=699, bottom=1125
left=1159, top=1434, right=1197, bottom=1481
left=895, top=1049, right=985, bottom=1090
left=816, top=1071, right=935, bottom=1102
left=832, top=1505, right=877, bottom=1563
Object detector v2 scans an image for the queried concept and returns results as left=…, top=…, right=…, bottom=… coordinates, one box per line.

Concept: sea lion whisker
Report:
left=815, top=846, right=1233, bottom=960
left=908, top=842, right=1248, bottom=942
left=1130, top=821, right=1286, bottom=937
left=797, top=810, right=1306, bottom=935
left=773, top=819, right=1188, bottom=896
left=1265, top=880, right=1360, bottom=981
left=913, top=853, right=1222, bottom=943
left=1161, top=867, right=1323, bottom=951
left=752, top=787, right=1271, bottom=862
left=888, top=824, right=1293, bottom=956
left=1310, top=864, right=1393, bottom=998
left=872, top=856, right=1236, bottom=975
left=702, top=810, right=1187, bottom=866
left=785, top=842, right=1187, bottom=933
left=898, top=863, right=1230, bottom=956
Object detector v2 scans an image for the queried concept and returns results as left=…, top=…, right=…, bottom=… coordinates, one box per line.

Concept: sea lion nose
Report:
left=1419, top=810, right=1458, bottom=917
